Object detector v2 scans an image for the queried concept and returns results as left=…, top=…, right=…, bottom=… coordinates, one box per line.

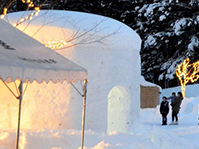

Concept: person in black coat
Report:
left=160, top=96, right=169, bottom=125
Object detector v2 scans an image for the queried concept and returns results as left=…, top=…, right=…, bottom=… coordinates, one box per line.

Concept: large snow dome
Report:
left=5, top=10, right=141, bottom=132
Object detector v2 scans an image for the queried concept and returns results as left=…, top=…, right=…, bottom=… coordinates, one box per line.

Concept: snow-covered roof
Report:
left=140, top=76, right=162, bottom=91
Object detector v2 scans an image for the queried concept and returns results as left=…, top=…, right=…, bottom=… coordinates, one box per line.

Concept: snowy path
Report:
left=139, top=98, right=199, bottom=148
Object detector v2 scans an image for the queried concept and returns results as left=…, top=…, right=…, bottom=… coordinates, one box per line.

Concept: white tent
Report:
left=0, top=19, right=87, bottom=149
left=0, top=19, right=87, bottom=83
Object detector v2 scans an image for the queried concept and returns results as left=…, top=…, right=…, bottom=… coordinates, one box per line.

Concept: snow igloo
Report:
left=5, top=10, right=141, bottom=133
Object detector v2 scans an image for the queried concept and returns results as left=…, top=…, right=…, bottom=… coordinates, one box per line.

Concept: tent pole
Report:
left=16, top=81, right=23, bottom=149
left=81, top=79, right=88, bottom=149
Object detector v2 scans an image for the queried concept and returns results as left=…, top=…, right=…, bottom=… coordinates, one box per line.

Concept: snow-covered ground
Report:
left=0, top=84, right=199, bottom=149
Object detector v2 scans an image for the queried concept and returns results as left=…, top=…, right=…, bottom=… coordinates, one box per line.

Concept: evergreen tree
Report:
left=134, top=1, right=199, bottom=88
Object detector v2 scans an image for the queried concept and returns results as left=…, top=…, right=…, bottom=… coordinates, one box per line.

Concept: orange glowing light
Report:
left=28, top=1, right=34, bottom=8
left=0, top=15, right=5, bottom=19
left=45, top=40, right=68, bottom=49
left=0, top=8, right=7, bottom=19
left=0, top=0, right=40, bottom=22
left=14, top=7, right=40, bottom=26
left=3, top=8, right=7, bottom=15
left=176, top=58, right=199, bottom=97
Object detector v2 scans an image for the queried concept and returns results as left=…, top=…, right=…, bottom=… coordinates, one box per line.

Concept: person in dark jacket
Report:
left=170, top=91, right=183, bottom=125
left=167, top=92, right=176, bottom=102
left=160, top=96, right=169, bottom=125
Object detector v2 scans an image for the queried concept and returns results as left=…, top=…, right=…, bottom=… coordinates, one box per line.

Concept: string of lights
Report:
left=0, top=0, right=40, bottom=23
left=0, top=1, right=69, bottom=49
left=45, top=40, right=68, bottom=50
left=176, top=58, right=199, bottom=97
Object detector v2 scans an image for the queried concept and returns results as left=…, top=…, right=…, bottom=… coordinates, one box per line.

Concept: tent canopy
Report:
left=0, top=19, right=87, bottom=83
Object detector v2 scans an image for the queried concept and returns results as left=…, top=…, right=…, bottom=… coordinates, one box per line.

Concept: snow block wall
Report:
left=6, top=10, right=142, bottom=132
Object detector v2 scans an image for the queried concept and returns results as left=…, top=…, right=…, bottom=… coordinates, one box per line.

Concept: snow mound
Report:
left=6, top=10, right=141, bottom=132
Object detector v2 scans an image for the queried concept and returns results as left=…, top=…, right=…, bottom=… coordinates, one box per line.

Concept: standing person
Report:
left=167, top=92, right=176, bottom=102
left=160, top=96, right=169, bottom=125
left=170, top=92, right=183, bottom=125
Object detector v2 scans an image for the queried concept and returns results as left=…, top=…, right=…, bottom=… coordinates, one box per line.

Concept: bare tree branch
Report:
left=3, top=1, right=121, bottom=50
